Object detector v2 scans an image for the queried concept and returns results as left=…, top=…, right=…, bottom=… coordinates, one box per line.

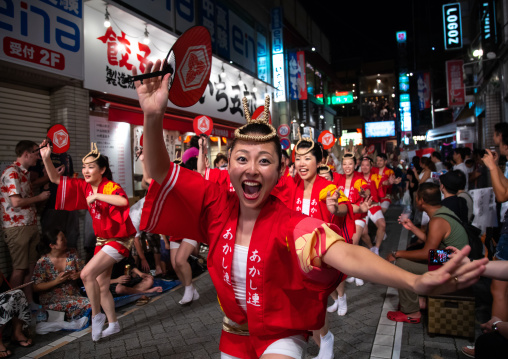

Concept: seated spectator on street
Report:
left=386, top=183, right=468, bottom=323
left=1, top=269, right=33, bottom=355
left=439, top=170, right=469, bottom=223
left=32, top=229, right=90, bottom=321
left=132, top=232, right=163, bottom=276
left=109, top=255, right=162, bottom=298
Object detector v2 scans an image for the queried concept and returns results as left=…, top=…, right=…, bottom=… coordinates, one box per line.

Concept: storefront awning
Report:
left=107, top=102, right=237, bottom=138
left=426, top=116, right=475, bottom=142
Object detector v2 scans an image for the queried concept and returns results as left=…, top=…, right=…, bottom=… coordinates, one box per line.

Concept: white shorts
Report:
left=101, top=244, right=126, bottom=262
left=355, top=219, right=366, bottom=228
left=169, top=238, right=198, bottom=250
left=380, top=200, right=391, bottom=210
left=367, top=210, right=385, bottom=225
left=221, top=334, right=307, bottom=359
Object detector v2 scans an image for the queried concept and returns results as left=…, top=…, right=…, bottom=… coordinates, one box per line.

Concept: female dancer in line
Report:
left=40, top=142, right=136, bottom=342
left=327, top=154, right=370, bottom=319
left=133, top=60, right=487, bottom=359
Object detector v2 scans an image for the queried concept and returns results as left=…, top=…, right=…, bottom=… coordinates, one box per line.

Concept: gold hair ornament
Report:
left=82, top=142, right=101, bottom=163
left=295, top=127, right=315, bottom=155
left=318, top=156, right=331, bottom=172
left=234, top=96, right=277, bottom=142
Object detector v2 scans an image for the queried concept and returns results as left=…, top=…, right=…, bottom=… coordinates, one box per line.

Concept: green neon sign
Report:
left=327, top=91, right=354, bottom=105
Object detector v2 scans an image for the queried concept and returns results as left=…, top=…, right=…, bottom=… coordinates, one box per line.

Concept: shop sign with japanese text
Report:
left=84, top=5, right=270, bottom=124
left=445, top=60, right=465, bottom=107
left=271, top=7, right=285, bottom=102
left=0, top=0, right=84, bottom=79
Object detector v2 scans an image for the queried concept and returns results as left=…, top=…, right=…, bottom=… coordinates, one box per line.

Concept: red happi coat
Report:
left=334, top=173, right=369, bottom=221
left=140, top=163, right=346, bottom=357
left=275, top=174, right=355, bottom=242
left=204, top=168, right=235, bottom=192
left=371, top=166, right=395, bottom=198
left=56, top=176, right=136, bottom=255
left=360, top=172, right=383, bottom=215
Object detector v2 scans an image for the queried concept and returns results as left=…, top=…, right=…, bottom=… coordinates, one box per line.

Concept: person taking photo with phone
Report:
left=386, top=183, right=468, bottom=323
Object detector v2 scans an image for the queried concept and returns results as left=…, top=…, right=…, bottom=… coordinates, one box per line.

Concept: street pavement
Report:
left=12, top=205, right=489, bottom=359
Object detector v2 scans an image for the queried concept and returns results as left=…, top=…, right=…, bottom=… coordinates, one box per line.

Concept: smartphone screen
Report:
left=429, top=249, right=452, bottom=265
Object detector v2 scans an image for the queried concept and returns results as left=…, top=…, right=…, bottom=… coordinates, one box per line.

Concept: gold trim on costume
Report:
left=83, top=142, right=101, bottom=163
left=234, top=96, right=277, bottom=142
left=222, top=316, right=249, bottom=336
left=96, top=237, right=134, bottom=251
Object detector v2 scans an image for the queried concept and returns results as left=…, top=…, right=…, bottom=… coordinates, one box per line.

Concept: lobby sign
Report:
left=0, top=0, right=84, bottom=79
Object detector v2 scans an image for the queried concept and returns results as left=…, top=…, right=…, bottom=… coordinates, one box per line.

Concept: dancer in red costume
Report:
left=133, top=60, right=487, bottom=359
left=360, top=157, right=388, bottom=256
left=40, top=141, right=136, bottom=342
left=327, top=154, right=370, bottom=319
left=371, top=153, right=401, bottom=215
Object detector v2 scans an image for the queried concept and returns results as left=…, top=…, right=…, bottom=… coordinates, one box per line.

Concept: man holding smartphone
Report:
left=385, top=183, right=468, bottom=323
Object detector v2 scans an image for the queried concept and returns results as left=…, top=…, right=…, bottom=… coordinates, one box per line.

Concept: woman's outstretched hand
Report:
left=413, top=245, right=488, bottom=296
left=132, top=60, right=171, bottom=118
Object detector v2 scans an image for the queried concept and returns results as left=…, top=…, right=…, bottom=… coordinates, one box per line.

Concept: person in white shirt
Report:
left=452, top=148, right=469, bottom=191
left=431, top=151, right=444, bottom=172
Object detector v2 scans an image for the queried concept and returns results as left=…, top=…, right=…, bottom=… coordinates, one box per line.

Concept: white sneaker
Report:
left=337, top=294, right=347, bottom=316
left=327, top=299, right=338, bottom=312
left=370, top=247, right=379, bottom=255
left=346, top=276, right=355, bottom=283
left=355, top=278, right=364, bottom=286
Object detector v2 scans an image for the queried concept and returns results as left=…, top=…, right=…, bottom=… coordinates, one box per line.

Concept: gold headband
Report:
left=82, top=142, right=101, bottom=163
left=295, top=127, right=315, bottom=155
left=234, top=96, right=277, bottom=142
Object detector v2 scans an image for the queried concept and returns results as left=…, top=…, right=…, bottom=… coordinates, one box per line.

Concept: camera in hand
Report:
left=429, top=249, right=452, bottom=265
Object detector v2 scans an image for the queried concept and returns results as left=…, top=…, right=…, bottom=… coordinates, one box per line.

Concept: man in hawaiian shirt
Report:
left=1, top=141, right=50, bottom=303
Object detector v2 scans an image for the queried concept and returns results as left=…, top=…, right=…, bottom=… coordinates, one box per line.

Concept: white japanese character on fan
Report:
left=249, top=250, right=261, bottom=263
left=249, top=266, right=260, bottom=277
left=222, top=243, right=232, bottom=255
left=247, top=292, right=261, bottom=306
left=223, top=227, right=233, bottom=240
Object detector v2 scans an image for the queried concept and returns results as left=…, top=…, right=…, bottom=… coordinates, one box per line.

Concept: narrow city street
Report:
left=11, top=205, right=483, bottom=359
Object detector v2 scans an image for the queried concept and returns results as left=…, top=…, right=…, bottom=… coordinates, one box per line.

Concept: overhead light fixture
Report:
left=300, top=123, right=305, bottom=127
left=486, top=51, right=496, bottom=59
left=376, top=79, right=381, bottom=84
left=391, top=93, right=395, bottom=98
left=220, top=64, right=226, bottom=79
left=104, top=6, right=111, bottom=28
left=216, top=82, right=225, bottom=90
left=319, top=115, right=324, bottom=119
left=373, top=89, right=377, bottom=93
left=252, top=80, right=257, bottom=92
left=311, top=47, right=316, bottom=51
left=472, top=49, right=483, bottom=58
left=229, top=60, right=233, bottom=64
left=237, top=74, right=243, bottom=87
left=143, top=26, right=150, bottom=45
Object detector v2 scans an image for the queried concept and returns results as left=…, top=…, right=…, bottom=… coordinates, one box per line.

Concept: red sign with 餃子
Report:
left=446, top=60, right=465, bottom=107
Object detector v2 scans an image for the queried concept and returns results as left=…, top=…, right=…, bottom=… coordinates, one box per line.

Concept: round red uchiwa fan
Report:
left=252, top=106, right=272, bottom=124
left=123, top=26, right=212, bottom=108
left=47, top=124, right=70, bottom=153
left=318, top=130, right=336, bottom=150
left=193, top=115, right=213, bottom=136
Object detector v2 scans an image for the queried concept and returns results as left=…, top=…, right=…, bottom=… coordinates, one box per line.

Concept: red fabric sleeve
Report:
left=140, top=163, right=223, bottom=243
left=103, top=182, right=136, bottom=237
left=55, top=176, right=88, bottom=211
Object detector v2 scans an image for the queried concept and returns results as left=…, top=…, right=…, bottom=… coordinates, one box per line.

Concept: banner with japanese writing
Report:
left=84, top=5, right=271, bottom=124
left=0, top=0, right=84, bottom=79
left=446, top=60, right=465, bottom=107
left=417, top=72, right=431, bottom=110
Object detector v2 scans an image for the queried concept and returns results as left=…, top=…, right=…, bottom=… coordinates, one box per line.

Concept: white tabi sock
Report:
left=91, top=313, right=106, bottom=342
left=318, top=331, right=335, bottom=359
left=179, top=285, right=195, bottom=305
left=101, top=321, right=121, bottom=338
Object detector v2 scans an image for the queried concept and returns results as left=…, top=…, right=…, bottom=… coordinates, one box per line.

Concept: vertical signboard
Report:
left=288, top=51, right=307, bottom=100
left=446, top=60, right=465, bottom=107
left=481, top=1, right=497, bottom=48
left=442, top=3, right=462, bottom=50
left=257, top=32, right=268, bottom=82
left=0, top=0, right=84, bottom=79
left=399, top=71, right=412, bottom=132
left=201, top=0, right=216, bottom=50
left=298, top=100, right=309, bottom=125
left=175, top=0, right=196, bottom=33
left=271, top=7, right=286, bottom=102
left=417, top=72, right=431, bottom=110
left=215, top=2, right=230, bottom=60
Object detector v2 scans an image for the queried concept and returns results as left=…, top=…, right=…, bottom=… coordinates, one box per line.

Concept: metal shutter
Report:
left=0, top=84, right=50, bottom=276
